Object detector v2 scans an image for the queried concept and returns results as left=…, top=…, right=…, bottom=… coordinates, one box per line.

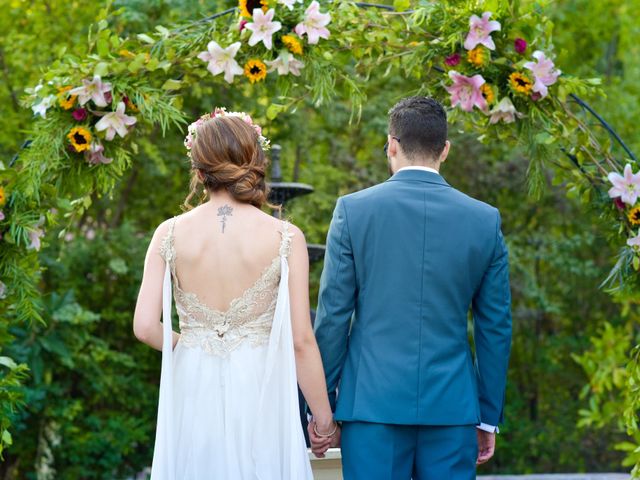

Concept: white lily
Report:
left=489, top=97, right=522, bottom=124
left=32, top=95, right=56, bottom=118
left=266, top=51, right=304, bottom=76
left=70, top=75, right=112, bottom=107
left=197, top=41, right=244, bottom=84
left=245, top=9, right=282, bottom=50
left=95, top=102, right=137, bottom=141
left=277, top=0, right=302, bottom=10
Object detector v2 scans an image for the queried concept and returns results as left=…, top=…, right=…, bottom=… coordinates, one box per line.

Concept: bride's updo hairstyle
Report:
left=183, top=115, right=273, bottom=210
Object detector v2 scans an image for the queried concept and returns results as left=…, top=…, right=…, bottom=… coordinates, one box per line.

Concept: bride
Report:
left=133, top=110, right=336, bottom=479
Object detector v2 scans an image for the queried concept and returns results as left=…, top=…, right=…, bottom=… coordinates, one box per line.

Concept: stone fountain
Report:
left=268, top=144, right=326, bottom=263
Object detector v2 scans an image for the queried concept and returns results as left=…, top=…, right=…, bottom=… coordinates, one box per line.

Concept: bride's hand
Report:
left=308, top=419, right=337, bottom=458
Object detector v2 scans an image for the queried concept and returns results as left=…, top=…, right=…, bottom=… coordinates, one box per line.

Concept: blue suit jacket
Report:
left=314, top=169, right=512, bottom=426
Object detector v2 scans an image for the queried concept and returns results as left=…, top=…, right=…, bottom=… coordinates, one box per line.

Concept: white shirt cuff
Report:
left=477, top=422, right=499, bottom=433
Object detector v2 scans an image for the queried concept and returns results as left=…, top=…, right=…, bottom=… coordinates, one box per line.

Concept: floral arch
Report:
left=0, top=0, right=638, bottom=464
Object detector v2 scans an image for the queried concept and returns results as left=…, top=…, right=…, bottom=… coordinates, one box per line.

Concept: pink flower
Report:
left=245, top=9, right=282, bottom=50
left=614, top=197, right=626, bottom=210
left=239, top=19, right=248, bottom=31
left=0, top=210, right=4, bottom=221
left=530, top=92, right=542, bottom=101
left=28, top=218, right=45, bottom=251
left=197, top=41, right=244, bottom=84
left=464, top=12, right=501, bottom=51
left=524, top=51, right=561, bottom=98
left=266, top=52, right=305, bottom=76
left=628, top=231, right=640, bottom=248
left=85, top=142, right=113, bottom=164
left=72, top=108, right=88, bottom=121
left=608, top=164, right=640, bottom=205
left=294, top=1, right=331, bottom=45
left=514, top=38, right=527, bottom=54
left=489, top=97, right=522, bottom=124
left=445, top=71, right=488, bottom=112
left=70, top=75, right=112, bottom=107
left=95, top=102, right=137, bottom=141
left=445, top=53, right=461, bottom=67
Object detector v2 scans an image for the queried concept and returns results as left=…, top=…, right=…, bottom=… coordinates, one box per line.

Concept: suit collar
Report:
left=387, top=168, right=451, bottom=187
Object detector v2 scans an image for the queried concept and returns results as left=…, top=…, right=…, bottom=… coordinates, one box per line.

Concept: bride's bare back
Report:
left=172, top=199, right=283, bottom=312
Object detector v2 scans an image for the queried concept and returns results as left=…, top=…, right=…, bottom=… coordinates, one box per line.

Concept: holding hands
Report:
left=308, top=418, right=341, bottom=458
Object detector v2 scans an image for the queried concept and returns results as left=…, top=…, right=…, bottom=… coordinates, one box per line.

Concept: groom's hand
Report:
left=476, top=430, right=496, bottom=465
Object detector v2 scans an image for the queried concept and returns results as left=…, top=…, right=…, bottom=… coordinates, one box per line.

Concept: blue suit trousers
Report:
left=341, top=421, right=477, bottom=480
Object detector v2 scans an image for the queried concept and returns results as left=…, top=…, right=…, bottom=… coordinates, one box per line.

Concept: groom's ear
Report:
left=387, top=135, right=399, bottom=158
left=439, top=140, right=451, bottom=163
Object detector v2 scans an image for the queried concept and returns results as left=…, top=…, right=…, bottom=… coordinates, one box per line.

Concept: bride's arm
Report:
left=289, top=226, right=335, bottom=433
left=133, top=220, right=180, bottom=351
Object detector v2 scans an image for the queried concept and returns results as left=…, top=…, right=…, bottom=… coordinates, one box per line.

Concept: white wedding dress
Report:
left=150, top=217, right=313, bottom=479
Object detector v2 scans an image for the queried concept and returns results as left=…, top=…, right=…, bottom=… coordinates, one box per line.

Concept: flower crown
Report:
left=184, top=107, right=270, bottom=157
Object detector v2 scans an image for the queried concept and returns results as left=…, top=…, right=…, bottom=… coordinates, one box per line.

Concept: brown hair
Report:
left=183, top=115, right=275, bottom=210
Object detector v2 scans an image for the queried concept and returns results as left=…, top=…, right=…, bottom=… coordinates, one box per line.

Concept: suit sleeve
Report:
left=314, top=198, right=357, bottom=411
left=472, top=211, right=512, bottom=426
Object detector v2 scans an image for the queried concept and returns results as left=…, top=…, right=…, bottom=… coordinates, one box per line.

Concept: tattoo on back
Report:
left=217, top=205, right=233, bottom=233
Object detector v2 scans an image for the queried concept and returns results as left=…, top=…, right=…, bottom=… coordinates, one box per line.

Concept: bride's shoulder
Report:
left=151, top=214, right=181, bottom=241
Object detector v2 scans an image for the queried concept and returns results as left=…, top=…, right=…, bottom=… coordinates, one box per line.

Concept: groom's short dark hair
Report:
left=388, top=96, right=447, bottom=161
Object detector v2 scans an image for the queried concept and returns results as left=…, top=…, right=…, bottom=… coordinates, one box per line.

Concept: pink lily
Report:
left=607, top=164, right=640, bottom=205
left=95, top=102, right=137, bottom=141
left=445, top=71, right=488, bottom=112
left=28, top=218, right=45, bottom=251
left=266, top=52, right=305, bottom=76
left=245, top=9, right=282, bottom=50
left=489, top=97, right=523, bottom=124
left=294, top=1, right=331, bottom=45
left=70, top=75, right=112, bottom=107
left=464, top=12, right=501, bottom=51
left=524, top=51, right=561, bottom=98
left=85, top=142, right=113, bottom=164
left=197, top=41, right=244, bottom=84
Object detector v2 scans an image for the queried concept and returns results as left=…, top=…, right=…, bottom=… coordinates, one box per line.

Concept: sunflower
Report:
left=480, top=84, right=495, bottom=105
left=58, top=86, right=77, bottom=110
left=67, top=127, right=92, bottom=153
left=0, top=185, right=6, bottom=207
left=629, top=206, right=640, bottom=226
left=509, top=72, right=533, bottom=95
left=244, top=59, right=267, bottom=83
left=282, top=35, right=303, bottom=55
left=239, top=0, right=268, bottom=18
left=467, top=47, right=487, bottom=67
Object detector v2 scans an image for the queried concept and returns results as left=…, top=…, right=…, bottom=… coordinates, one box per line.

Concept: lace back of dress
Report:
left=159, top=217, right=293, bottom=357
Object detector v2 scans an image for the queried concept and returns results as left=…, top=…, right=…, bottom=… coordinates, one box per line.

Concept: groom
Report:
left=310, top=96, right=512, bottom=479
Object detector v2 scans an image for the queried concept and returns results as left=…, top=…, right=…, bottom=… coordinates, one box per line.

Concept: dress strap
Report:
left=159, top=216, right=178, bottom=272
left=279, top=221, right=294, bottom=258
